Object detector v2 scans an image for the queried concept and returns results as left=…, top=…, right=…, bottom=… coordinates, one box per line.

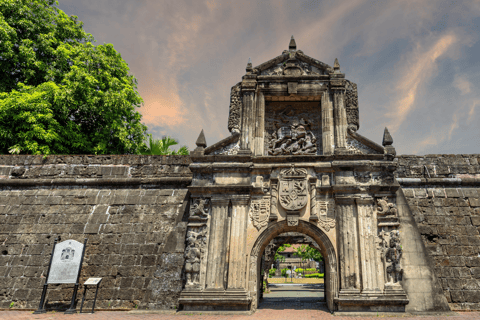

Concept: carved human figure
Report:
left=185, top=229, right=206, bottom=286
left=384, top=230, right=403, bottom=283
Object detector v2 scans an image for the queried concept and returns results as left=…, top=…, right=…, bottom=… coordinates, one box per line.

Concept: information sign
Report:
left=47, top=240, right=84, bottom=284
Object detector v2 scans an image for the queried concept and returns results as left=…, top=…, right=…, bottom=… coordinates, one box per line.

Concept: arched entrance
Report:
left=248, top=220, right=338, bottom=312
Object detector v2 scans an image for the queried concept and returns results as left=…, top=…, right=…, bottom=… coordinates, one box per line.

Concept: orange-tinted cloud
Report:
left=387, top=33, right=457, bottom=133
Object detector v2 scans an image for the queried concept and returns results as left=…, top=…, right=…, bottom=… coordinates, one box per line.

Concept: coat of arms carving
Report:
left=279, top=166, right=308, bottom=211
left=250, top=198, right=270, bottom=230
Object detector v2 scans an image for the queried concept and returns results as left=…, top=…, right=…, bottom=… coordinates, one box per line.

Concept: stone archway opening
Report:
left=248, top=220, right=338, bottom=313
left=258, top=232, right=326, bottom=310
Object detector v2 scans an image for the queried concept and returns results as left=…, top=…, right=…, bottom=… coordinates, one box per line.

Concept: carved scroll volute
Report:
left=309, top=178, right=318, bottom=221
left=270, top=178, right=279, bottom=221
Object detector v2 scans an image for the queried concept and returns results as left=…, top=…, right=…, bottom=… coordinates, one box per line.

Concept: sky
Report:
left=57, top=0, right=480, bottom=155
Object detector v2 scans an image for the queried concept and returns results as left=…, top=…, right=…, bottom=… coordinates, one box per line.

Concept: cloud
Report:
left=453, top=75, right=472, bottom=95
left=387, top=33, right=457, bottom=133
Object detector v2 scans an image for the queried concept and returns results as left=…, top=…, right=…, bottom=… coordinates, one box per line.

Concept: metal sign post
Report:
left=33, top=238, right=58, bottom=314
left=80, top=278, right=102, bottom=314
left=65, top=238, right=88, bottom=314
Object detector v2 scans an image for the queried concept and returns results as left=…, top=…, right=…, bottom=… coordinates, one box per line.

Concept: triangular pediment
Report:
left=252, top=50, right=333, bottom=76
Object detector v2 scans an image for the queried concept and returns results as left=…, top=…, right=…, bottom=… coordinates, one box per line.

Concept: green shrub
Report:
left=281, top=268, right=289, bottom=277
left=269, top=268, right=276, bottom=276
left=305, top=273, right=324, bottom=278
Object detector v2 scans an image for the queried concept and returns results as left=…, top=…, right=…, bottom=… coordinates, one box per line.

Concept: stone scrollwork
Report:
left=250, top=197, right=270, bottom=230
left=189, top=198, right=209, bottom=221
left=377, top=197, right=397, bottom=216
left=227, top=83, right=242, bottom=134
left=267, top=114, right=317, bottom=156
left=354, top=171, right=372, bottom=184
left=185, top=226, right=207, bottom=287
left=317, top=200, right=335, bottom=231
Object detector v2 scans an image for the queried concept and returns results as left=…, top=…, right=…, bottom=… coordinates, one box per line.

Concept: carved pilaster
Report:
left=269, top=179, right=279, bottom=221
left=356, top=198, right=381, bottom=294
left=336, top=197, right=360, bottom=294
left=254, top=90, right=265, bottom=156
left=240, top=91, right=255, bottom=153
left=332, top=85, right=348, bottom=153
left=309, top=178, right=318, bottom=221
left=321, top=92, right=334, bottom=155
left=205, top=197, right=230, bottom=290
left=227, top=195, right=250, bottom=290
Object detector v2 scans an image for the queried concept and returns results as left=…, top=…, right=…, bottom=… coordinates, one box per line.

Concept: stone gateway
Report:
left=0, top=37, right=479, bottom=313
left=178, top=36, right=449, bottom=313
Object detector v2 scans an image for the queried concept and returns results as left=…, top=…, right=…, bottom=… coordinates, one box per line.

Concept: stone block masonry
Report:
left=397, top=155, right=480, bottom=311
left=0, top=155, right=193, bottom=311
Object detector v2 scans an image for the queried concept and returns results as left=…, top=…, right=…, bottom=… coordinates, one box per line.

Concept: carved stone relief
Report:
left=211, top=140, right=240, bottom=155
left=189, top=198, right=209, bottom=221
left=185, top=226, right=207, bottom=287
left=264, top=102, right=322, bottom=155
left=227, top=83, right=242, bottom=134
left=279, top=166, right=308, bottom=211
left=317, top=199, right=335, bottom=231
left=261, top=60, right=322, bottom=76
left=379, top=230, right=403, bottom=284
left=250, top=197, right=270, bottom=230
left=266, top=111, right=317, bottom=156
left=345, top=80, right=359, bottom=133
left=287, top=215, right=299, bottom=226
left=346, top=136, right=380, bottom=155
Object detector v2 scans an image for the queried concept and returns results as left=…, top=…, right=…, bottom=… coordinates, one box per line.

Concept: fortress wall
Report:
left=397, top=155, right=480, bottom=311
left=0, top=155, right=192, bottom=310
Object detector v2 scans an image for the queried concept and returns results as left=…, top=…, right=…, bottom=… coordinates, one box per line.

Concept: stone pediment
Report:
left=346, top=131, right=384, bottom=155
left=251, top=50, right=333, bottom=76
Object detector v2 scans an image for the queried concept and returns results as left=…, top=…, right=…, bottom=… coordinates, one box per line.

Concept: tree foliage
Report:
left=293, top=244, right=323, bottom=263
left=141, top=135, right=189, bottom=155
left=0, top=0, right=147, bottom=155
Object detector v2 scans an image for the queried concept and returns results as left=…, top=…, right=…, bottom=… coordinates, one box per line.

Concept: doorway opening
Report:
left=259, top=232, right=326, bottom=310
left=248, top=220, right=338, bottom=312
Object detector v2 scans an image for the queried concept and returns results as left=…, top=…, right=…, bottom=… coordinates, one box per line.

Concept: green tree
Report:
left=141, top=135, right=189, bottom=155
left=293, top=244, right=323, bottom=275
left=274, top=243, right=291, bottom=263
left=0, top=0, right=147, bottom=155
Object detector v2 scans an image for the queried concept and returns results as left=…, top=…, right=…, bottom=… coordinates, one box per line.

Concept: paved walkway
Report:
left=1, top=310, right=480, bottom=320
left=1, top=284, right=479, bottom=320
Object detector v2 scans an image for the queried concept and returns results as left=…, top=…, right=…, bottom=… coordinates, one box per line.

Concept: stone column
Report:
left=205, top=197, right=230, bottom=290
left=333, top=90, right=347, bottom=151
left=321, top=92, right=334, bottom=155
left=336, top=197, right=360, bottom=293
left=254, top=90, right=265, bottom=156
left=227, top=195, right=250, bottom=290
left=241, top=92, right=255, bottom=152
left=356, top=198, right=381, bottom=294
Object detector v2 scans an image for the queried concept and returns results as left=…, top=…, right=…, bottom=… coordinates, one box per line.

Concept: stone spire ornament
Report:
left=289, top=35, right=296, bottom=51
left=246, top=57, right=253, bottom=73
left=192, top=129, right=207, bottom=156
left=196, top=129, right=207, bottom=148
left=382, top=127, right=393, bottom=146
left=334, top=58, right=340, bottom=71
left=382, top=127, right=396, bottom=160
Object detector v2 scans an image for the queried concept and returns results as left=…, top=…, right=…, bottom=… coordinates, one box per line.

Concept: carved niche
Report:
left=185, top=198, right=210, bottom=288
left=266, top=110, right=317, bottom=156
left=250, top=197, right=270, bottom=230
left=278, top=166, right=308, bottom=211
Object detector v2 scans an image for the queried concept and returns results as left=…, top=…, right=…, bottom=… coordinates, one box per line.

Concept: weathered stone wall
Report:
left=397, top=155, right=480, bottom=311
left=0, top=155, right=192, bottom=311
